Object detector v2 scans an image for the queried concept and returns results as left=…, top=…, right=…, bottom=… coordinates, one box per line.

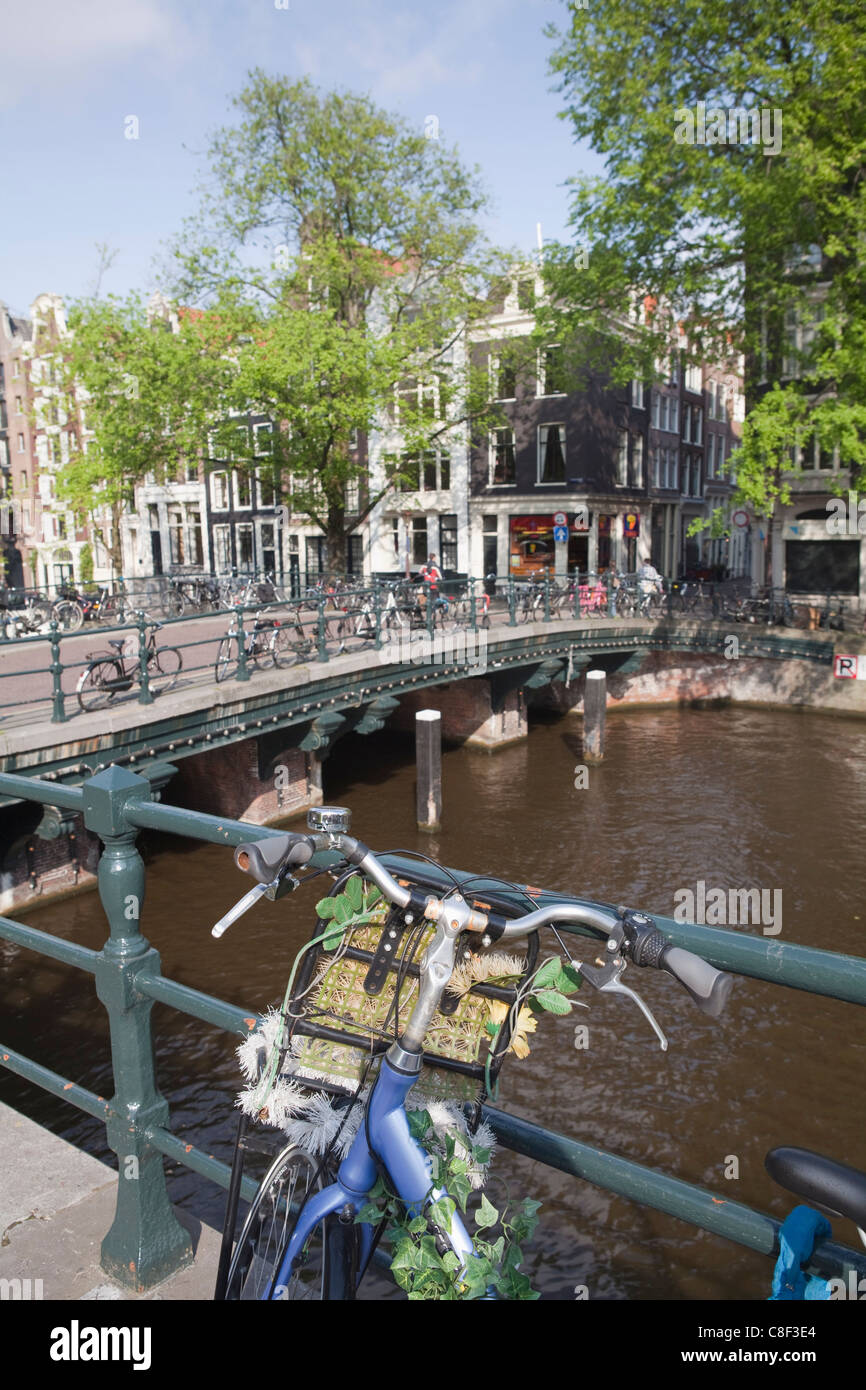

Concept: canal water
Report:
left=1, top=706, right=864, bottom=1300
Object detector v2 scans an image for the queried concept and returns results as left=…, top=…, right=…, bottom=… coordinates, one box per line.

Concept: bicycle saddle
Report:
left=766, top=1146, right=866, bottom=1229
left=108, top=639, right=126, bottom=651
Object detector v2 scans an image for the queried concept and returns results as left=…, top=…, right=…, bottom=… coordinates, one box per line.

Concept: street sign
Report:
left=553, top=525, right=568, bottom=543
left=553, top=512, right=567, bottom=526
left=732, top=509, right=750, bottom=529
left=834, top=654, right=861, bottom=679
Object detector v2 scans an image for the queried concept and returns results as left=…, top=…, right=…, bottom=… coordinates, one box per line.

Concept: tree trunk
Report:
left=325, top=503, right=347, bottom=578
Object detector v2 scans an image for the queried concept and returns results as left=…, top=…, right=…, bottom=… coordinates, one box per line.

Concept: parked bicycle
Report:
left=213, top=806, right=732, bottom=1301
left=76, top=615, right=182, bottom=711
left=215, top=606, right=311, bottom=682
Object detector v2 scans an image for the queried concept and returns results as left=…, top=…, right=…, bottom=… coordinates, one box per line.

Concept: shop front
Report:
left=509, top=513, right=590, bottom=576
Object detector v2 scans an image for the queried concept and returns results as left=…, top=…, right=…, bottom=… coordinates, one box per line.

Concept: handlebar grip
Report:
left=660, top=946, right=733, bottom=1018
left=235, top=833, right=315, bottom=884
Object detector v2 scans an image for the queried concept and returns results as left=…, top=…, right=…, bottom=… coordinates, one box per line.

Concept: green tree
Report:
left=55, top=293, right=231, bottom=574
left=540, top=1, right=866, bottom=553
left=164, top=71, right=512, bottom=574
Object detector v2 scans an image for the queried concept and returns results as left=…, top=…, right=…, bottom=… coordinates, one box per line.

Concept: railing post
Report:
left=234, top=604, right=250, bottom=682
left=543, top=570, right=551, bottom=622
left=666, top=579, right=673, bottom=619
left=49, top=620, right=66, bottom=723
left=137, top=612, right=154, bottom=705
left=82, top=766, right=193, bottom=1290
left=426, top=581, right=435, bottom=639
left=317, top=596, right=330, bottom=664
left=508, top=576, right=517, bottom=626
left=373, top=583, right=383, bottom=650
left=469, top=584, right=477, bottom=633
left=606, top=570, right=616, bottom=618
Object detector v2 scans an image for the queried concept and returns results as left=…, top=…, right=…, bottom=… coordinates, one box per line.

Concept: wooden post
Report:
left=416, top=709, right=442, bottom=831
left=584, top=669, right=606, bottom=762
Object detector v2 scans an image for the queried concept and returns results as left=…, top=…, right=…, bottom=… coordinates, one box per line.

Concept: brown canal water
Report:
left=1, top=706, right=865, bottom=1300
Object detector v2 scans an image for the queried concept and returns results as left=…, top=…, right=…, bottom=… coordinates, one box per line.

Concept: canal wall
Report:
left=536, top=639, right=866, bottom=722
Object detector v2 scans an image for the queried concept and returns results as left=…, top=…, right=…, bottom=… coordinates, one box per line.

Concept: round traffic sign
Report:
left=732, top=509, right=750, bottom=529
left=553, top=512, right=567, bottom=526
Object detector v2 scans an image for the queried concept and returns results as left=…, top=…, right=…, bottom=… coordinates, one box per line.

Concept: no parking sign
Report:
left=834, top=654, right=862, bottom=679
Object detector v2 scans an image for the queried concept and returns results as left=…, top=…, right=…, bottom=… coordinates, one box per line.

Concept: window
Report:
left=11, top=360, right=20, bottom=379
left=651, top=393, right=661, bottom=429
left=631, top=379, right=645, bottom=409
left=538, top=424, right=566, bottom=483
left=685, top=362, right=702, bottom=393
left=650, top=446, right=660, bottom=488
left=168, top=508, right=185, bottom=565
left=0, top=439, right=8, bottom=468
left=346, top=534, right=363, bottom=575
left=423, top=452, right=438, bottom=491
left=20, top=469, right=27, bottom=487
left=516, top=277, right=535, bottom=312
left=482, top=514, right=498, bottom=575
left=234, top=471, right=252, bottom=508
left=397, top=453, right=420, bottom=492
left=669, top=396, right=679, bottom=434
left=345, top=478, right=360, bottom=512
left=490, top=428, right=516, bottom=485
left=260, top=522, right=277, bottom=575
left=707, top=433, right=716, bottom=479
left=491, top=354, right=516, bottom=400
left=616, top=429, right=629, bottom=486
left=189, top=507, right=204, bottom=566
left=15, top=396, right=22, bottom=415
left=258, top=466, right=278, bottom=508
left=632, top=434, right=644, bottom=488
left=254, top=422, right=273, bottom=455
left=17, top=434, right=25, bottom=454
left=411, top=516, right=428, bottom=566
left=669, top=352, right=680, bottom=385
left=391, top=517, right=400, bottom=557
left=440, top=514, right=458, bottom=570
left=211, top=471, right=229, bottom=509
left=236, top=523, right=254, bottom=571
left=539, top=346, right=566, bottom=397
left=186, top=462, right=198, bottom=482
left=717, top=436, right=726, bottom=475
left=682, top=405, right=691, bottom=442
left=693, top=407, right=702, bottom=445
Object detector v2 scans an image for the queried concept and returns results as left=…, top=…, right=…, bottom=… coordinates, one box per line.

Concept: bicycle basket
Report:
left=237, top=869, right=539, bottom=1150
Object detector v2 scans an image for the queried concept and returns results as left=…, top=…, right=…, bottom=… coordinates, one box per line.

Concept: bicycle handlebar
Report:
left=221, top=829, right=732, bottom=1022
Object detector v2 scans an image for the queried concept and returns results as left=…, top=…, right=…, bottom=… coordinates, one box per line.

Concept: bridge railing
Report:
left=0, top=764, right=864, bottom=1293
left=0, top=575, right=835, bottom=728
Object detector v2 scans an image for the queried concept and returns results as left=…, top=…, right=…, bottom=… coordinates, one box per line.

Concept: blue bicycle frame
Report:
left=269, top=1048, right=474, bottom=1298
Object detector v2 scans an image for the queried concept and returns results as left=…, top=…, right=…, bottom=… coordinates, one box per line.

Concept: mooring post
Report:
left=584, top=669, right=607, bottom=762
left=416, top=709, right=442, bottom=831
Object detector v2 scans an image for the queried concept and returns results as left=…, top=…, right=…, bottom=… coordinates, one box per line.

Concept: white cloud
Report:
left=1, top=0, right=192, bottom=107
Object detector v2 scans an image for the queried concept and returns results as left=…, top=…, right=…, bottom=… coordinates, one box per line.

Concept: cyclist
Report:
left=418, top=553, right=444, bottom=617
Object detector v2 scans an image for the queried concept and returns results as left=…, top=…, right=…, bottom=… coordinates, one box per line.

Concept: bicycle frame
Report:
left=269, top=1049, right=473, bottom=1299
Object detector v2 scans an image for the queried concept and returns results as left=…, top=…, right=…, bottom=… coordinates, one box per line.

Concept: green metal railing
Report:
left=0, top=575, right=837, bottom=729
left=0, top=765, right=864, bottom=1293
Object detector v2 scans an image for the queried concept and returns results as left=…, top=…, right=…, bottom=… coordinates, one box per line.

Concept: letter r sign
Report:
left=834, top=654, right=858, bottom=678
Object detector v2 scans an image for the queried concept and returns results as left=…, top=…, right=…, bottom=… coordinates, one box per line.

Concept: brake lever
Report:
left=579, top=951, right=669, bottom=1052
left=212, top=870, right=301, bottom=938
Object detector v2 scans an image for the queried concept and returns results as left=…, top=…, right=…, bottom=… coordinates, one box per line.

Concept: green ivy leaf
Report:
left=475, top=1194, right=499, bottom=1231
left=355, top=1202, right=385, bottom=1224
left=315, top=897, right=338, bottom=919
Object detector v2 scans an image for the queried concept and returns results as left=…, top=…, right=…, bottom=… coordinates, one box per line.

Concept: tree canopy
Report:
left=540, top=0, right=866, bottom=528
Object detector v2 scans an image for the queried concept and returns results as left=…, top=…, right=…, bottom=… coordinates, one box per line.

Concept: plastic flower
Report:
left=486, top=1001, right=537, bottom=1059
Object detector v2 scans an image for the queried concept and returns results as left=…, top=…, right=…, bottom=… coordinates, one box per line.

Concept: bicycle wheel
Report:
left=53, top=600, right=84, bottom=632
left=271, top=625, right=303, bottom=668
left=164, top=589, right=185, bottom=619
left=148, top=646, right=182, bottom=695
left=224, top=1147, right=348, bottom=1301
left=77, top=659, right=122, bottom=712
left=215, top=636, right=238, bottom=683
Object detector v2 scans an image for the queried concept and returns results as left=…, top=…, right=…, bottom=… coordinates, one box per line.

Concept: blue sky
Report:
left=0, top=0, right=603, bottom=317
